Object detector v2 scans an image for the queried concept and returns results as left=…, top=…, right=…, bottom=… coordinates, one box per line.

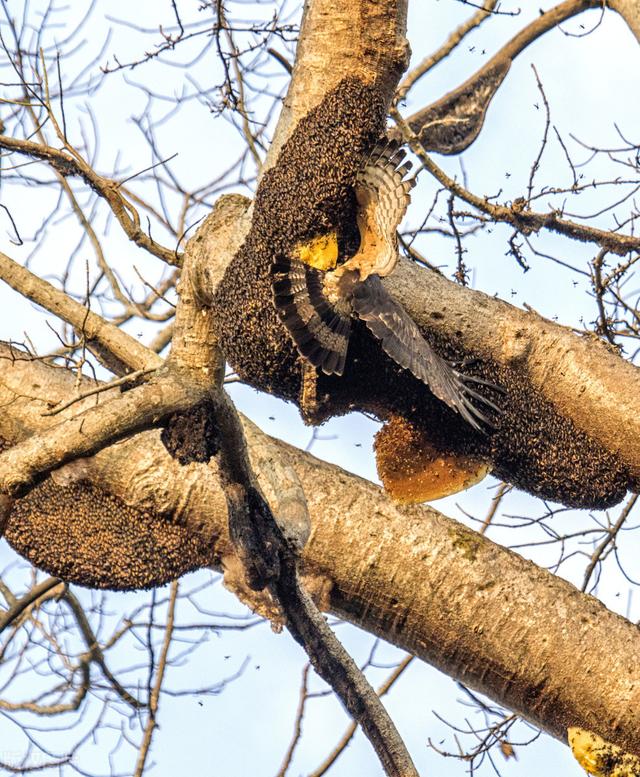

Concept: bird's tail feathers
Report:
left=271, top=258, right=351, bottom=377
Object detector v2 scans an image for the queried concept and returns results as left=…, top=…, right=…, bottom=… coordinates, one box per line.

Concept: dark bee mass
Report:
left=353, top=333, right=628, bottom=510
left=1, top=436, right=213, bottom=590
left=463, top=360, right=628, bottom=509
left=212, top=77, right=386, bottom=399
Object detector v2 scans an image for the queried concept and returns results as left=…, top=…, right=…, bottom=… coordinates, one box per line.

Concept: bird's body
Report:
left=271, top=139, right=498, bottom=432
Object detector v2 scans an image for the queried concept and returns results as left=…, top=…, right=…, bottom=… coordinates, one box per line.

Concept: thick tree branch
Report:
left=610, top=0, right=640, bottom=41
left=265, top=0, right=410, bottom=168
left=0, top=368, right=203, bottom=497
left=165, top=192, right=418, bottom=777
left=1, top=349, right=639, bottom=756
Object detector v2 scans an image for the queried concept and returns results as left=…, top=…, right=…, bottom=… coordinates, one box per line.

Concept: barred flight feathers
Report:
left=271, top=258, right=351, bottom=376
left=352, top=276, right=499, bottom=432
left=354, top=139, right=417, bottom=279
left=270, top=137, right=500, bottom=432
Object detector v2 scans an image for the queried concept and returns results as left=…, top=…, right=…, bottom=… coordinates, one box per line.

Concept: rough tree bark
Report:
left=1, top=334, right=640, bottom=755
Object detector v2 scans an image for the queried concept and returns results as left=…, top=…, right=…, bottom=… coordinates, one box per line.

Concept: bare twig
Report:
left=309, top=655, right=415, bottom=777
left=391, top=112, right=640, bottom=256
left=0, top=370, right=202, bottom=497
left=63, top=590, right=143, bottom=709
left=582, top=494, right=639, bottom=592
left=134, top=580, right=179, bottom=776
left=275, top=664, right=311, bottom=777
left=0, top=577, right=62, bottom=633
left=42, top=368, right=156, bottom=416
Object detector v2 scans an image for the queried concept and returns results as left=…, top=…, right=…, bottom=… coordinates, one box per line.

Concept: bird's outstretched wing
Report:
left=354, top=139, right=417, bottom=279
left=271, top=140, right=500, bottom=431
left=351, top=275, right=499, bottom=432
left=271, top=257, right=351, bottom=376
left=271, top=139, right=416, bottom=376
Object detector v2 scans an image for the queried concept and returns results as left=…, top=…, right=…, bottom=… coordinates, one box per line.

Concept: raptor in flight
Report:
left=270, top=139, right=498, bottom=432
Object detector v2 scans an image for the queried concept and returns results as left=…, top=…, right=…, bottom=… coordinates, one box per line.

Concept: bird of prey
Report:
left=270, top=139, right=498, bottom=432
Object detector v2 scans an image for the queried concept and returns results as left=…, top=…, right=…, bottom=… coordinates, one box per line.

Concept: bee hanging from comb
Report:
left=271, top=139, right=499, bottom=433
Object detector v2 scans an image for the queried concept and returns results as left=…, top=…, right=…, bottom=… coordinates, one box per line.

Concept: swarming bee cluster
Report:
left=1, top=437, right=213, bottom=590
left=212, top=77, right=386, bottom=400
